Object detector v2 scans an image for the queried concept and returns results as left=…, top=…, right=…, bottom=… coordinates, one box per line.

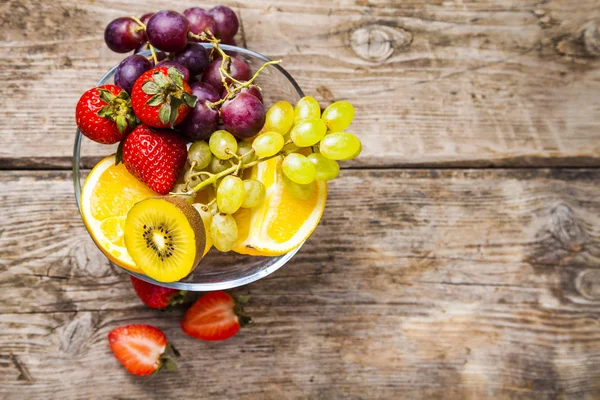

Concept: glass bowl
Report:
left=73, top=44, right=305, bottom=291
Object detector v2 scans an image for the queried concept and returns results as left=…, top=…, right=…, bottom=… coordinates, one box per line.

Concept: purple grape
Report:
left=134, top=42, right=149, bottom=54
left=150, top=51, right=168, bottom=65
left=146, top=10, right=190, bottom=53
left=184, top=8, right=217, bottom=40
left=190, top=82, right=220, bottom=103
left=171, top=43, right=209, bottom=78
left=104, top=17, right=146, bottom=53
left=209, top=6, right=239, bottom=42
left=179, top=82, right=221, bottom=140
left=221, top=93, right=265, bottom=139
left=221, top=37, right=237, bottom=46
left=220, top=85, right=262, bottom=103
left=201, top=57, right=251, bottom=93
left=140, top=13, right=154, bottom=26
left=157, top=60, right=190, bottom=81
left=243, top=85, right=262, bottom=102
left=114, top=55, right=152, bottom=94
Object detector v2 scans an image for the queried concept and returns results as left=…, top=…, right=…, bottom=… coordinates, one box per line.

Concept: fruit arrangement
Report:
left=75, top=4, right=363, bottom=378
left=77, top=6, right=361, bottom=285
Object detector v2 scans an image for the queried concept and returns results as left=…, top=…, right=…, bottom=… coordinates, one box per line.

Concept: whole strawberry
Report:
left=75, top=84, right=136, bottom=144
left=121, top=124, right=187, bottom=194
left=130, top=276, right=185, bottom=309
left=108, top=324, right=179, bottom=376
left=131, top=66, right=197, bottom=128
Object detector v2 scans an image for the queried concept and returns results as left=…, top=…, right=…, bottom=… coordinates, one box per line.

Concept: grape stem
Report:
left=188, top=30, right=281, bottom=109
left=189, top=153, right=281, bottom=193
left=130, top=16, right=159, bottom=65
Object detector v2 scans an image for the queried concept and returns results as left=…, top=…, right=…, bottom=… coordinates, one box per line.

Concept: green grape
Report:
left=242, top=179, right=266, bottom=208
left=265, top=101, right=294, bottom=134
left=319, top=132, right=362, bottom=160
left=290, top=119, right=327, bottom=147
left=210, top=213, right=238, bottom=252
left=188, top=141, right=212, bottom=169
left=236, top=141, right=256, bottom=163
left=192, top=203, right=214, bottom=231
left=208, top=157, right=234, bottom=174
left=216, top=175, right=245, bottom=214
left=184, top=168, right=204, bottom=190
left=209, top=130, right=238, bottom=160
left=282, top=173, right=314, bottom=200
left=321, top=101, right=354, bottom=132
left=307, top=153, right=340, bottom=181
left=172, top=183, right=195, bottom=204
left=294, top=96, right=321, bottom=123
left=252, top=131, right=284, bottom=158
left=282, top=153, right=316, bottom=185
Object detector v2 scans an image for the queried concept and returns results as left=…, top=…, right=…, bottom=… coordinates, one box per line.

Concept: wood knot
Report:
left=555, top=19, right=600, bottom=59
left=583, top=20, right=600, bottom=56
left=549, top=204, right=586, bottom=253
left=350, top=24, right=412, bottom=62
left=575, top=270, right=600, bottom=300
left=526, top=203, right=589, bottom=268
left=59, top=313, right=94, bottom=355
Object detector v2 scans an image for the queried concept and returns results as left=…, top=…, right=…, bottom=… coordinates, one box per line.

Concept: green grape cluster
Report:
left=279, top=96, right=361, bottom=185
left=181, top=135, right=267, bottom=252
left=178, top=96, right=362, bottom=253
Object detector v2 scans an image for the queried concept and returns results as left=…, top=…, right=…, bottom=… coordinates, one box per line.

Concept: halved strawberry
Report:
left=180, top=291, right=251, bottom=341
left=75, top=84, right=136, bottom=144
left=131, top=66, right=197, bottom=128
left=108, top=324, right=179, bottom=376
left=130, top=276, right=185, bottom=309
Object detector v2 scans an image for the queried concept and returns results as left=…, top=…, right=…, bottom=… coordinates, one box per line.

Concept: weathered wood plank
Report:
left=2, top=0, right=600, bottom=169
left=1, top=169, right=599, bottom=399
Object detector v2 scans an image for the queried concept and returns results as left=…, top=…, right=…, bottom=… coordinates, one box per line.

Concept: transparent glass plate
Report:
left=73, top=44, right=305, bottom=291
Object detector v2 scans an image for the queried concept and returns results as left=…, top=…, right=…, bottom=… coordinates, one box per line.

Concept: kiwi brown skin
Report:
left=158, top=195, right=206, bottom=272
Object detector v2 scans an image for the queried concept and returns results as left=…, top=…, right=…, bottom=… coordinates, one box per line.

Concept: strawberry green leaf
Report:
left=97, top=88, right=116, bottom=104
left=182, top=93, right=198, bottom=108
left=97, top=105, right=113, bottom=119
left=165, top=343, right=181, bottom=358
left=169, top=98, right=182, bottom=128
left=115, top=139, right=125, bottom=165
left=159, top=103, right=171, bottom=125
left=142, top=81, right=161, bottom=95
left=115, top=115, right=128, bottom=133
left=146, top=94, right=165, bottom=107
left=126, top=114, right=137, bottom=128
left=162, top=358, right=177, bottom=372
left=153, top=71, right=170, bottom=87
left=116, top=90, right=130, bottom=100
left=168, top=67, right=184, bottom=89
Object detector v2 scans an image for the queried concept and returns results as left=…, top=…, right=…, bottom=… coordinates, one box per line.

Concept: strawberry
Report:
left=75, top=84, right=136, bottom=144
left=121, top=124, right=187, bottom=194
left=108, top=324, right=179, bottom=376
left=131, top=66, right=197, bottom=128
left=181, top=291, right=251, bottom=341
left=130, top=275, right=185, bottom=309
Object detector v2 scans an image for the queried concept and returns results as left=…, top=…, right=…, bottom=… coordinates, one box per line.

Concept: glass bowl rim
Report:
left=73, top=43, right=305, bottom=291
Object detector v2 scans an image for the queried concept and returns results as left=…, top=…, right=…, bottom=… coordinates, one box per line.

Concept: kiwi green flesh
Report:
left=125, top=196, right=206, bottom=282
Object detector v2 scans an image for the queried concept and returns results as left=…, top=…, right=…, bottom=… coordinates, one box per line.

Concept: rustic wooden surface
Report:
left=1, top=0, right=600, bottom=399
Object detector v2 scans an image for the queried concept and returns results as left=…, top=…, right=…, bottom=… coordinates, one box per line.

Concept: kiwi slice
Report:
left=124, top=196, right=206, bottom=282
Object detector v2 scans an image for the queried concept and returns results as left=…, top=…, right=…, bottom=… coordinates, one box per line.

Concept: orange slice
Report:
left=232, top=156, right=327, bottom=256
left=80, top=154, right=157, bottom=273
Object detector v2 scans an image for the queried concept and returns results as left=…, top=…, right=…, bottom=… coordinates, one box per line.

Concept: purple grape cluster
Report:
left=106, top=6, right=266, bottom=141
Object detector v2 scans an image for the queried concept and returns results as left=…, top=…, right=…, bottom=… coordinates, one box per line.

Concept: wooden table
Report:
left=2, top=1, right=600, bottom=398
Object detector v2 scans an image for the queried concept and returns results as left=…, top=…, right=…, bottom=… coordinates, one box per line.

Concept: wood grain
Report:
left=2, top=0, right=600, bottom=169
left=1, top=169, right=600, bottom=399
